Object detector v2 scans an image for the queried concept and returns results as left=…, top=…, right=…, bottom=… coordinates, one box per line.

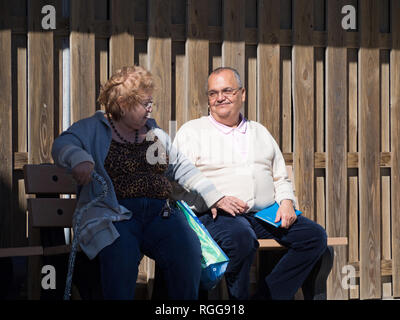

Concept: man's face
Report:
left=207, top=70, right=245, bottom=123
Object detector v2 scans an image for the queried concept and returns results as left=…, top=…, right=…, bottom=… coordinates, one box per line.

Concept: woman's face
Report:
left=119, top=89, right=153, bottom=130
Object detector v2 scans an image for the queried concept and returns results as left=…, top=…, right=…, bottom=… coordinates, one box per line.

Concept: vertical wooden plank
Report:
left=27, top=0, right=56, bottom=299
left=315, top=48, right=325, bottom=229
left=173, top=42, right=186, bottom=129
left=380, top=50, right=391, bottom=298
left=292, top=0, right=314, bottom=220
left=28, top=0, right=55, bottom=165
left=0, top=1, right=12, bottom=248
left=53, top=0, right=63, bottom=136
left=54, top=36, right=63, bottom=136
left=70, top=0, right=96, bottom=121
left=257, top=0, right=280, bottom=143
left=279, top=0, right=291, bottom=163
left=245, top=45, right=257, bottom=121
left=13, top=33, right=28, bottom=248
left=391, top=0, right=400, bottom=298
left=244, top=0, right=256, bottom=121
left=95, top=0, right=109, bottom=111
left=358, top=0, right=381, bottom=300
left=186, top=0, right=209, bottom=120
left=110, top=0, right=135, bottom=74
left=222, top=0, right=245, bottom=83
left=347, top=48, right=359, bottom=299
left=280, top=47, right=292, bottom=153
left=346, top=5, right=359, bottom=300
left=10, top=0, right=28, bottom=249
left=148, top=0, right=172, bottom=131
left=326, top=0, right=348, bottom=300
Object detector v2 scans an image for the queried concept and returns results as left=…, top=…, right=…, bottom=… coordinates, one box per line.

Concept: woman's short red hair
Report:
left=97, top=66, right=154, bottom=121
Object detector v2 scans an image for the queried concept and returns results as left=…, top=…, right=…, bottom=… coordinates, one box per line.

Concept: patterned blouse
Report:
left=104, top=135, right=172, bottom=199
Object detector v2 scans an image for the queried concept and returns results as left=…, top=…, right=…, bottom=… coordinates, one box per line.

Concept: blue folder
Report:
left=254, top=202, right=302, bottom=227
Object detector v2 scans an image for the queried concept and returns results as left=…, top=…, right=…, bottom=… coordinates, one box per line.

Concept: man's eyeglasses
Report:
left=207, top=87, right=242, bottom=101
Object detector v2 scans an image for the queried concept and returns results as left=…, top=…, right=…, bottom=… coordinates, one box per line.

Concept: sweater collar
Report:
left=208, top=113, right=247, bottom=134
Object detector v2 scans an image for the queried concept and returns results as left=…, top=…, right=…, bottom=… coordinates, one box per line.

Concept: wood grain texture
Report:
left=28, top=1, right=55, bottom=164
left=257, top=0, right=280, bottom=143
left=222, top=0, right=245, bottom=88
left=258, top=237, right=348, bottom=250
left=186, top=0, right=209, bottom=120
left=347, top=48, right=359, bottom=299
left=28, top=199, right=76, bottom=228
left=326, top=0, right=348, bottom=300
left=292, top=0, right=314, bottom=220
left=27, top=0, right=56, bottom=299
left=358, top=0, right=381, bottom=300
left=315, top=48, right=325, bottom=229
left=24, top=164, right=76, bottom=194
left=391, top=0, right=400, bottom=298
left=148, top=0, right=172, bottom=131
left=110, top=0, right=135, bottom=73
left=70, top=0, right=96, bottom=121
left=380, top=50, right=391, bottom=297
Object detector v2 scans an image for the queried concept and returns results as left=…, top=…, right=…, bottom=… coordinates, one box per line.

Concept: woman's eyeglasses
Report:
left=140, top=100, right=153, bottom=111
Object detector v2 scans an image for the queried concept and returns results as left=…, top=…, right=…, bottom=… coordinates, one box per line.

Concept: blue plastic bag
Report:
left=176, top=200, right=229, bottom=290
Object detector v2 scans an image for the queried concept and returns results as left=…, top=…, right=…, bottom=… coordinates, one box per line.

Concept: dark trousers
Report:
left=198, top=211, right=327, bottom=300
left=98, top=198, right=202, bottom=300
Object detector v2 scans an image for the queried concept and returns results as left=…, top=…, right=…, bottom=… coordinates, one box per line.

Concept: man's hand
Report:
left=211, top=196, right=249, bottom=219
left=275, top=199, right=297, bottom=229
left=71, top=161, right=94, bottom=185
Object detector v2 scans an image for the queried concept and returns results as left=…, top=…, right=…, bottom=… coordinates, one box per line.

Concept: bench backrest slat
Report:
left=28, top=198, right=76, bottom=228
left=24, top=164, right=77, bottom=194
left=23, top=164, right=297, bottom=229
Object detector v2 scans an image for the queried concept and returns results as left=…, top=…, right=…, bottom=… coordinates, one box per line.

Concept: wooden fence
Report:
left=0, top=0, right=399, bottom=300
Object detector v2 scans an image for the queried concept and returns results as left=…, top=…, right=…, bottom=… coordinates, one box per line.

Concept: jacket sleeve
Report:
left=154, top=127, right=224, bottom=209
left=51, top=122, right=95, bottom=170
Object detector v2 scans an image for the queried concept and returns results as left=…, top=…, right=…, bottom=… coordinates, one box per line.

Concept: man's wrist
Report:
left=280, top=199, right=295, bottom=208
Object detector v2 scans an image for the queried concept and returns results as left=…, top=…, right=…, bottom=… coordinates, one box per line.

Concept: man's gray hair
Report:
left=205, top=67, right=243, bottom=93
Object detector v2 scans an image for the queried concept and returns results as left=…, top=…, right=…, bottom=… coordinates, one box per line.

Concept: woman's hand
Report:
left=211, top=196, right=249, bottom=219
left=71, top=161, right=94, bottom=185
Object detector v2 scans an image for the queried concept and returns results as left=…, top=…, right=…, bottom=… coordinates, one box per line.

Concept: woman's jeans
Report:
left=98, top=198, right=202, bottom=300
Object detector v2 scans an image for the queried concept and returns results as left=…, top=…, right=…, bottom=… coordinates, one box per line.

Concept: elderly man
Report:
left=172, top=67, right=328, bottom=300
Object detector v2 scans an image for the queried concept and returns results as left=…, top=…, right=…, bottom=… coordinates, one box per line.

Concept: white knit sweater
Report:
left=172, top=116, right=296, bottom=213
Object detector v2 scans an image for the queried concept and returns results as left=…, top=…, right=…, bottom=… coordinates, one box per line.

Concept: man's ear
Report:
left=241, top=88, right=246, bottom=103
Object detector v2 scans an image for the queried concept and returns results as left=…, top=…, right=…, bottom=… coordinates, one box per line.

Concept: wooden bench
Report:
left=0, top=164, right=348, bottom=300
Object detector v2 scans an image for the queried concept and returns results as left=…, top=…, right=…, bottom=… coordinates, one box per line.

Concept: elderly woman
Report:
left=51, top=66, right=248, bottom=300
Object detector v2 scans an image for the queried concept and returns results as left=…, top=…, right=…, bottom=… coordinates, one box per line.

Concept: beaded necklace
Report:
left=107, top=113, right=147, bottom=144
